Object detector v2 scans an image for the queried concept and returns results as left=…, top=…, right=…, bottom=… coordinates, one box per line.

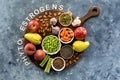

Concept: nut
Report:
left=39, top=29, right=42, bottom=33
left=73, top=60, right=76, bottom=63
left=73, top=55, right=76, bottom=58
left=58, top=12, right=62, bottom=15
left=45, top=27, right=48, bottom=30
left=45, top=12, right=48, bottom=15
left=41, top=29, right=44, bottom=33
left=40, top=27, right=43, bottom=29
left=66, top=63, right=69, bottom=67
left=43, top=33, right=46, bottom=36
left=47, top=28, right=51, bottom=32
left=35, top=18, right=39, bottom=21
left=76, top=56, right=79, bottom=60
left=66, top=60, right=68, bottom=63
left=43, top=29, right=45, bottom=33
left=48, top=15, right=52, bottom=18
left=40, top=19, right=43, bottom=22
left=39, top=16, right=42, bottom=19
left=38, top=29, right=41, bottom=33
left=43, top=15, right=47, bottom=18
left=49, top=12, right=52, bottom=15
left=42, top=24, right=46, bottom=27
left=54, top=13, right=57, bottom=16
left=46, top=23, right=49, bottom=27
left=42, top=21, right=45, bottom=24
left=44, top=19, right=48, bottom=21
left=69, top=61, right=72, bottom=65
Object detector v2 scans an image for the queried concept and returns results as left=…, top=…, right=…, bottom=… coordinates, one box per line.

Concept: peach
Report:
left=34, top=50, right=46, bottom=61
left=24, top=43, right=36, bottom=55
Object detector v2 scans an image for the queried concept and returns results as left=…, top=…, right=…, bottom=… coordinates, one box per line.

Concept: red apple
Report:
left=74, top=27, right=87, bottom=40
left=24, top=43, right=36, bottom=55
left=28, top=20, right=40, bottom=32
left=34, top=50, right=46, bottom=61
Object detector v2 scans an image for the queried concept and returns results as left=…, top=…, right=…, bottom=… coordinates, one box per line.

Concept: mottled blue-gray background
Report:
left=0, top=0, right=120, bottom=80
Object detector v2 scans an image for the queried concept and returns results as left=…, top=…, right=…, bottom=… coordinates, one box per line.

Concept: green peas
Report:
left=42, top=35, right=60, bottom=53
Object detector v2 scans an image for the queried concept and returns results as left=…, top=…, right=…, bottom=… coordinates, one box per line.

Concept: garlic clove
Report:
left=50, top=18, right=57, bottom=25
left=52, top=26, right=60, bottom=35
left=72, top=17, right=81, bottom=27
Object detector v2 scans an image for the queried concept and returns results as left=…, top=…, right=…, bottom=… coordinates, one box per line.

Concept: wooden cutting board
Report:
left=24, top=6, right=100, bottom=70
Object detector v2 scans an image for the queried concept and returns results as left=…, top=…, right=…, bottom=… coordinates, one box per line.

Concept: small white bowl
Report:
left=58, top=28, right=74, bottom=44
left=52, top=57, right=66, bottom=71
left=42, top=35, right=61, bottom=55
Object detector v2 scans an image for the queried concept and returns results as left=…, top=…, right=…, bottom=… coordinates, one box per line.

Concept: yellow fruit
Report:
left=24, top=33, right=42, bottom=45
left=72, top=41, right=90, bottom=52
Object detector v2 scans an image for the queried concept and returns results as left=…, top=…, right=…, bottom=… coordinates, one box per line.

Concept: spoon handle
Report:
left=80, top=6, right=100, bottom=25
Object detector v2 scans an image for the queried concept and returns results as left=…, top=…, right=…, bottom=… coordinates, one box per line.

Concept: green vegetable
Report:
left=42, top=35, right=60, bottom=54
left=59, top=13, right=72, bottom=26
left=39, top=55, right=50, bottom=67
left=60, top=14, right=71, bottom=24
left=44, top=58, right=53, bottom=73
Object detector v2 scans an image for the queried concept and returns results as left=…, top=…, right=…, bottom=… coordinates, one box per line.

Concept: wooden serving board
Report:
left=24, top=6, right=100, bottom=70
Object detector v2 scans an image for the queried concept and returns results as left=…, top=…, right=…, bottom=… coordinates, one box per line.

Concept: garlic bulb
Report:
left=52, top=26, right=60, bottom=35
left=50, top=18, right=57, bottom=25
left=72, top=17, right=81, bottom=27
